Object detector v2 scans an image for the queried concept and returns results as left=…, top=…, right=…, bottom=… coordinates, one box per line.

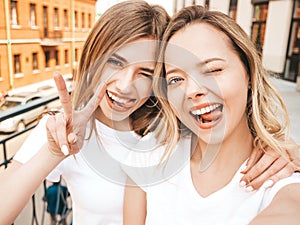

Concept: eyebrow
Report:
left=112, top=53, right=154, bottom=74
left=112, top=53, right=128, bottom=64
left=141, top=67, right=154, bottom=74
left=197, top=57, right=225, bottom=67
left=165, top=67, right=182, bottom=75
left=165, top=57, right=225, bottom=75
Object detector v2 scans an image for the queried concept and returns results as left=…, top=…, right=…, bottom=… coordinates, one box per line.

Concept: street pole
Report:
left=71, top=0, right=75, bottom=76
left=4, top=0, right=14, bottom=90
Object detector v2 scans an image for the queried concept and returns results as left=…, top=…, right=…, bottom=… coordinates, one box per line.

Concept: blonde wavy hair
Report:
left=71, top=0, right=170, bottom=136
left=153, top=5, right=299, bottom=162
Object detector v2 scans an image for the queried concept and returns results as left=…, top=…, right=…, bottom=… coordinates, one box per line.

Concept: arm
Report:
left=123, top=177, right=147, bottom=225
left=0, top=145, right=64, bottom=225
left=248, top=183, right=300, bottom=225
left=0, top=73, right=106, bottom=225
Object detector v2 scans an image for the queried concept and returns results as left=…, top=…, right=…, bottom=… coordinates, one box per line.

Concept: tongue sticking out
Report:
left=200, top=108, right=222, bottom=123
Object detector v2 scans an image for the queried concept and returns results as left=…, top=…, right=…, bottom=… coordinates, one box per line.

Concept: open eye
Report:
left=167, top=77, right=184, bottom=85
left=107, top=57, right=123, bottom=67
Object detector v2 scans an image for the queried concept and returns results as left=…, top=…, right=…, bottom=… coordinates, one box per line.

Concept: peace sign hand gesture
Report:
left=46, top=73, right=106, bottom=157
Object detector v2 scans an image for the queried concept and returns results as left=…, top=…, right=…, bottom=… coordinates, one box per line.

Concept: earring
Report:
left=145, top=98, right=159, bottom=108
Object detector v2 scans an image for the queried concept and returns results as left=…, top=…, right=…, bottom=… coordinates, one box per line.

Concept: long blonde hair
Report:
left=153, top=5, right=298, bottom=161
left=71, top=0, right=170, bottom=136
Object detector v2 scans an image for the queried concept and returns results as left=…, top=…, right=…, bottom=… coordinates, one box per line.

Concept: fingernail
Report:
left=240, top=163, right=247, bottom=171
left=246, top=186, right=254, bottom=192
left=262, top=180, right=274, bottom=189
left=239, top=181, right=246, bottom=187
left=61, top=145, right=69, bottom=156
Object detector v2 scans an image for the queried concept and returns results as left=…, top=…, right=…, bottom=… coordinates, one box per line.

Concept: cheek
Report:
left=135, top=78, right=153, bottom=98
left=167, top=89, right=186, bottom=118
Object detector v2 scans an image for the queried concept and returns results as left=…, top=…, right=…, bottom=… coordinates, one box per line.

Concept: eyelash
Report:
left=205, top=68, right=223, bottom=74
left=140, top=73, right=153, bottom=80
left=167, top=77, right=184, bottom=85
left=107, top=58, right=123, bottom=67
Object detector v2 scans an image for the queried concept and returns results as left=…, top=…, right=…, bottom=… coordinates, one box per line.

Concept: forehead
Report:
left=164, top=23, right=232, bottom=70
left=116, top=37, right=157, bottom=64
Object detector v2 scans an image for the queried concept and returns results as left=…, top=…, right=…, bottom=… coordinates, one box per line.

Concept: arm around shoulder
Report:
left=249, top=183, right=300, bottom=225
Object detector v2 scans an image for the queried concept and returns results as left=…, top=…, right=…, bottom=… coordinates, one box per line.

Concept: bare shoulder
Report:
left=249, top=183, right=300, bottom=225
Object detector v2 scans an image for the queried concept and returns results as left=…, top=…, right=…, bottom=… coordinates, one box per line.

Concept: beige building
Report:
left=0, top=0, right=97, bottom=92
left=172, top=0, right=300, bottom=82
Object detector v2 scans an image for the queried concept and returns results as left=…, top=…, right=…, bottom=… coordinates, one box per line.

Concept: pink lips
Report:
left=106, top=91, right=136, bottom=112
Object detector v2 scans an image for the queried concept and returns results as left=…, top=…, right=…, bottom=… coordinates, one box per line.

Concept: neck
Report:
left=192, top=123, right=253, bottom=172
left=95, top=107, right=132, bottom=131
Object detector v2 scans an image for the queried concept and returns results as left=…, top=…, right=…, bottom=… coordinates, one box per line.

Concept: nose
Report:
left=186, top=77, right=208, bottom=100
left=114, top=67, right=135, bottom=94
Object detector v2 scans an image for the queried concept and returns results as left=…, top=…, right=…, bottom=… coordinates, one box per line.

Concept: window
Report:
left=75, top=48, right=78, bottom=62
left=284, top=0, right=300, bottom=81
left=54, top=8, right=59, bottom=28
left=229, top=0, right=238, bottom=20
left=13, top=54, right=21, bottom=74
left=45, top=51, right=50, bottom=68
left=32, top=53, right=38, bottom=70
left=251, top=2, right=269, bottom=53
left=88, top=13, right=92, bottom=28
left=75, top=11, right=78, bottom=28
left=43, top=6, right=48, bottom=37
left=82, top=12, right=85, bottom=28
left=64, top=9, right=68, bottom=28
left=0, top=56, right=2, bottom=80
left=205, top=0, right=210, bottom=8
left=64, top=49, right=69, bottom=64
left=30, top=3, right=36, bottom=27
left=11, top=0, right=18, bottom=26
left=55, top=50, right=59, bottom=66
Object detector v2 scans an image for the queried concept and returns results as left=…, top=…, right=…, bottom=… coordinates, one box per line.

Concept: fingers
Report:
left=53, top=72, right=72, bottom=121
left=46, top=113, right=79, bottom=156
left=242, top=158, right=290, bottom=190
left=242, top=150, right=280, bottom=183
left=81, top=81, right=107, bottom=119
left=241, top=147, right=263, bottom=174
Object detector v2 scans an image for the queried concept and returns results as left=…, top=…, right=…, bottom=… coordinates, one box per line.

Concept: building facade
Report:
left=172, top=0, right=300, bottom=82
left=0, top=0, right=97, bottom=92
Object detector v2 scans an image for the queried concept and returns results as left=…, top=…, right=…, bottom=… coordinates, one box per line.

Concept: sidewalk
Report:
left=271, top=77, right=300, bottom=144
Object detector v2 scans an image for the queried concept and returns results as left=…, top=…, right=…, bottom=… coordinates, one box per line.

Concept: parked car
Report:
left=0, top=92, right=47, bottom=133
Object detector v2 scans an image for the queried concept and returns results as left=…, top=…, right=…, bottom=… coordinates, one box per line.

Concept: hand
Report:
left=240, top=145, right=300, bottom=190
left=46, top=72, right=106, bottom=156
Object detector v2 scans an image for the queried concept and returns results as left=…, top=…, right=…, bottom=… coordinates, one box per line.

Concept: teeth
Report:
left=191, top=104, right=221, bottom=116
left=107, top=91, right=131, bottom=104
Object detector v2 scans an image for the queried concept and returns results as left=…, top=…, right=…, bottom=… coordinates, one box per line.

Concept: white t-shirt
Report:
left=143, top=155, right=300, bottom=225
left=14, top=116, right=174, bottom=225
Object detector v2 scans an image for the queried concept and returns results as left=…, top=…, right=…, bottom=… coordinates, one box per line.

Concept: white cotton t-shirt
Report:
left=13, top=116, right=171, bottom=225
left=143, top=155, right=300, bottom=225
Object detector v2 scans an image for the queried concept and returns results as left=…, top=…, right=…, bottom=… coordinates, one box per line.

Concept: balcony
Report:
left=40, top=30, right=63, bottom=47
left=0, top=95, right=72, bottom=225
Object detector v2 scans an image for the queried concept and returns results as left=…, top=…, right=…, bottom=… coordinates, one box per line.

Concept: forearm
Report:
left=0, top=144, right=65, bottom=225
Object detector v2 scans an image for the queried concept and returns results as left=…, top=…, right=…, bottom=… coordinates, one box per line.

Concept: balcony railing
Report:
left=40, top=30, right=63, bottom=46
left=0, top=94, right=72, bottom=225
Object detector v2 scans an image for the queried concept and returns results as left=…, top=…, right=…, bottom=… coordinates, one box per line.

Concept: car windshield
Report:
left=0, top=101, right=21, bottom=111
